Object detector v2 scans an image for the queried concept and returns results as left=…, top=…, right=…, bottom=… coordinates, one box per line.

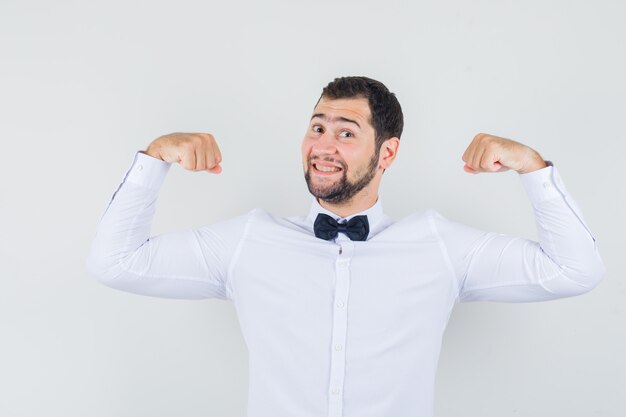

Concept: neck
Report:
left=318, top=189, right=379, bottom=218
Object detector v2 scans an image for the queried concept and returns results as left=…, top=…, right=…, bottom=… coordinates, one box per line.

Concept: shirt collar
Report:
left=306, top=197, right=385, bottom=230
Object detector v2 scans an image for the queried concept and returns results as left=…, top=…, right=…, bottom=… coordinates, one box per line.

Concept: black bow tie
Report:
left=314, top=213, right=369, bottom=241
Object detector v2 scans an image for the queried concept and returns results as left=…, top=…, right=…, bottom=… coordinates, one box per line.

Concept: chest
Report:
left=229, top=231, right=457, bottom=336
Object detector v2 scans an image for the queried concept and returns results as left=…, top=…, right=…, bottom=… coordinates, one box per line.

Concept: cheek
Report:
left=301, top=140, right=312, bottom=165
left=343, top=147, right=364, bottom=165
left=302, top=136, right=317, bottom=154
left=345, top=147, right=375, bottom=172
left=301, top=142, right=309, bottom=158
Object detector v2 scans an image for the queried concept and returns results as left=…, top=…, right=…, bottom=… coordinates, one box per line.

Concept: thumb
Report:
left=463, top=163, right=478, bottom=174
left=207, top=164, right=222, bottom=174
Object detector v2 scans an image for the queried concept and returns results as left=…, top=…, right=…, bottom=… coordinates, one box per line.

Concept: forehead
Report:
left=312, top=97, right=372, bottom=127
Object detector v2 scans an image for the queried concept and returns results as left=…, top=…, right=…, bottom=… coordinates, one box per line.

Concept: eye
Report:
left=312, top=125, right=324, bottom=133
left=339, top=130, right=353, bottom=138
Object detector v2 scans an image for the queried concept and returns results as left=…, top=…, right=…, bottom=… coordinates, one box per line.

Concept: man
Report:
left=86, top=76, right=605, bottom=417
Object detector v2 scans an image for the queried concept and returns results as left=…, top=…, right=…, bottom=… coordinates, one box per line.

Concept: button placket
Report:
left=327, top=238, right=353, bottom=417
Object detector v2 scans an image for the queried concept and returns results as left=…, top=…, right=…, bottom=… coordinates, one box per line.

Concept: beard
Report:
left=304, top=151, right=379, bottom=205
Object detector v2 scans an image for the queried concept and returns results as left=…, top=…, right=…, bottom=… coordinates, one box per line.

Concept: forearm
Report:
left=443, top=161, right=605, bottom=303
left=519, top=162, right=606, bottom=292
left=85, top=151, right=170, bottom=282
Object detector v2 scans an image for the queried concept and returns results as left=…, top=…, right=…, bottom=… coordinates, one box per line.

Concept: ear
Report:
left=378, top=137, right=400, bottom=169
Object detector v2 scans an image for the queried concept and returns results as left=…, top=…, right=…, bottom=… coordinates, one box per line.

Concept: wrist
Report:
left=517, top=152, right=548, bottom=174
left=517, top=161, right=548, bottom=174
left=144, top=143, right=163, bottom=161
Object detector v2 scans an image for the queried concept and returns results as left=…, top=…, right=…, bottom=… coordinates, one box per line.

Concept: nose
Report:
left=311, top=130, right=338, bottom=156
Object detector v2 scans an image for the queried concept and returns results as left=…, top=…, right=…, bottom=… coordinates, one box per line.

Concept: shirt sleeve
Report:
left=431, top=161, right=607, bottom=303
left=85, top=151, right=248, bottom=300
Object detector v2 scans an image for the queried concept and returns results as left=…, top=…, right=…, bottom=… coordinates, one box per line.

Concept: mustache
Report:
left=308, top=156, right=347, bottom=170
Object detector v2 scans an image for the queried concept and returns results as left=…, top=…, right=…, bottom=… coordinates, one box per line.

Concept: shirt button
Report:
left=335, top=344, right=343, bottom=351
left=137, top=164, right=143, bottom=171
left=331, top=388, right=341, bottom=395
left=542, top=181, right=551, bottom=189
left=336, top=300, right=345, bottom=308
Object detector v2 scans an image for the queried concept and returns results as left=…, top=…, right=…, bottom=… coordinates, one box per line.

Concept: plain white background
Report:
left=1, top=0, right=624, bottom=416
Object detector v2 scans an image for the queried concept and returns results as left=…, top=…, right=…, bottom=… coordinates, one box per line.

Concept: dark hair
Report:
left=316, top=76, right=404, bottom=151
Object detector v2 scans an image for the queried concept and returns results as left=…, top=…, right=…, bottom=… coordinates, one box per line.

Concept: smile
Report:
left=312, top=163, right=343, bottom=174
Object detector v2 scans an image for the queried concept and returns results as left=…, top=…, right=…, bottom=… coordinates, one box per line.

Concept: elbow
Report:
left=576, top=238, right=608, bottom=294
left=85, top=248, right=122, bottom=287
left=538, top=252, right=607, bottom=300
left=563, top=255, right=607, bottom=296
left=586, top=256, right=607, bottom=291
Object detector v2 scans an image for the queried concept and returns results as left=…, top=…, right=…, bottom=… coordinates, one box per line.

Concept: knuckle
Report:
left=181, top=140, right=194, bottom=150
left=200, top=133, right=215, bottom=142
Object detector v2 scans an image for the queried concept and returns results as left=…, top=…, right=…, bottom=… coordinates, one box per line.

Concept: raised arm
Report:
left=85, top=133, right=246, bottom=300
left=435, top=133, right=606, bottom=303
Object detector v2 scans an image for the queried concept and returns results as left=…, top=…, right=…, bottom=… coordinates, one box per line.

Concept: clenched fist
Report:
left=144, top=132, right=222, bottom=174
left=462, top=133, right=547, bottom=174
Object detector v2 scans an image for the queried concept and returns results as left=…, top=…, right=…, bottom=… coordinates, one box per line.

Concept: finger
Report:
left=207, top=139, right=222, bottom=170
left=195, top=142, right=207, bottom=171
left=461, top=140, right=476, bottom=163
left=207, top=164, right=222, bottom=174
left=470, top=146, right=486, bottom=173
left=461, top=145, right=471, bottom=162
left=495, top=162, right=511, bottom=172
left=463, top=133, right=485, bottom=160
left=212, top=138, right=222, bottom=163
left=181, top=143, right=197, bottom=171
left=463, top=164, right=477, bottom=174
left=461, top=145, right=471, bottom=163
left=213, top=139, right=223, bottom=166
left=480, top=149, right=501, bottom=172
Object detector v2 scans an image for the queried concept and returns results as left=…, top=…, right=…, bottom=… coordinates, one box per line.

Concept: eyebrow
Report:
left=311, top=113, right=361, bottom=129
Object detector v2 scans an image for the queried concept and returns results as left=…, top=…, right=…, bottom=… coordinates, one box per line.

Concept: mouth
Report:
left=311, top=162, right=343, bottom=175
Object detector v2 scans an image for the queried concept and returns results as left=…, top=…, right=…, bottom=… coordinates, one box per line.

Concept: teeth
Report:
left=315, top=164, right=340, bottom=172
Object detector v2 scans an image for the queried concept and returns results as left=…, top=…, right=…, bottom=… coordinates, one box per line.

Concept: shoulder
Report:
left=396, top=208, right=441, bottom=227
left=235, top=208, right=312, bottom=235
left=197, top=208, right=260, bottom=240
left=394, top=208, right=478, bottom=239
left=370, top=208, right=438, bottom=242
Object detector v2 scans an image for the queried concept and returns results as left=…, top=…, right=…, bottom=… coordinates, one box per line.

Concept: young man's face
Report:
left=302, top=96, right=381, bottom=204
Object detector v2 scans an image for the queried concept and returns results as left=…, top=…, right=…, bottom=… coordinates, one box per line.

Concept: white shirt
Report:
left=86, top=151, right=606, bottom=417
